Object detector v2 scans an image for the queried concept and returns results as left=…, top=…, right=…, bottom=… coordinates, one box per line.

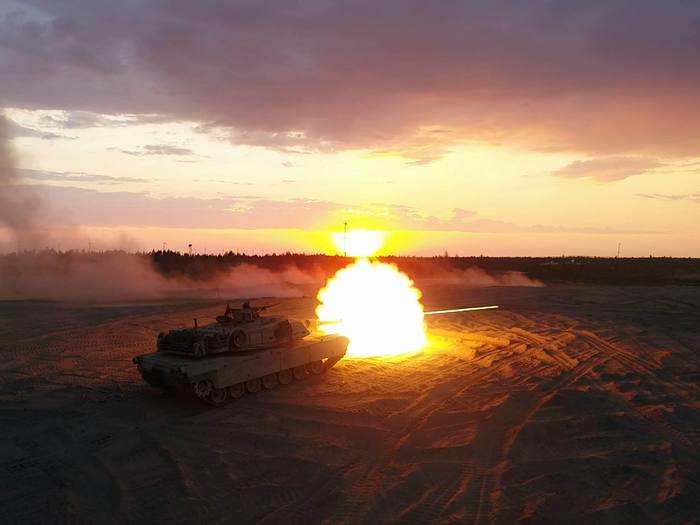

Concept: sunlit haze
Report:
left=332, top=230, right=386, bottom=257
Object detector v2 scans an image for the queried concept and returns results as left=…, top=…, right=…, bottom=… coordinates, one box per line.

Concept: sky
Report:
left=0, top=0, right=698, bottom=256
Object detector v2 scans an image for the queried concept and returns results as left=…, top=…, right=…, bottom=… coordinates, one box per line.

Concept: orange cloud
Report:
left=551, top=157, right=662, bottom=182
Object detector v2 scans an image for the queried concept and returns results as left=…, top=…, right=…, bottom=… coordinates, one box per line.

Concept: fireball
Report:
left=316, top=257, right=427, bottom=357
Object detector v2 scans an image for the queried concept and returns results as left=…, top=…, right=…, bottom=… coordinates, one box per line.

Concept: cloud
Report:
left=39, top=110, right=169, bottom=129
left=4, top=117, right=69, bottom=140
left=0, top=185, right=342, bottom=229
left=0, top=184, right=656, bottom=234
left=380, top=205, right=654, bottom=234
left=637, top=193, right=700, bottom=204
left=205, top=179, right=254, bottom=185
left=1, top=2, right=700, bottom=161
left=405, top=158, right=438, bottom=167
left=118, top=144, right=195, bottom=156
left=551, top=157, right=662, bottom=182
left=18, top=168, right=149, bottom=184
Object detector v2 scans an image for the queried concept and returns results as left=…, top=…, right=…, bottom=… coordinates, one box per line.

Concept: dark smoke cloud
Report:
left=0, top=113, right=49, bottom=250
left=0, top=114, right=125, bottom=252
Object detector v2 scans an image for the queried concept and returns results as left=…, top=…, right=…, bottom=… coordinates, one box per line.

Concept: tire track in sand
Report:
left=574, top=330, right=698, bottom=453
left=473, top=350, right=611, bottom=524
left=351, top=328, right=584, bottom=524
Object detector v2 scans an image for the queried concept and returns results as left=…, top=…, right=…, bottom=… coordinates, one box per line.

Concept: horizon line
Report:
left=0, top=249, right=696, bottom=260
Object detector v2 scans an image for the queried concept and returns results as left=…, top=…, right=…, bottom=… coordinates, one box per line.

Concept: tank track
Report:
left=191, top=356, right=343, bottom=407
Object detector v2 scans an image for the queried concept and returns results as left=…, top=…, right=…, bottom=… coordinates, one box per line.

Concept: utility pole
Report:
left=343, top=221, right=348, bottom=257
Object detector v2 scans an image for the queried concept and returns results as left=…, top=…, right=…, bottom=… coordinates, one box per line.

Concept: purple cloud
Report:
left=4, top=117, right=69, bottom=140
left=1, top=2, right=699, bottom=161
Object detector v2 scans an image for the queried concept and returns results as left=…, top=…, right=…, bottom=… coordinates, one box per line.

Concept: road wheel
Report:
left=192, top=380, right=212, bottom=399
left=208, top=387, right=228, bottom=406
left=229, top=330, right=248, bottom=351
left=277, top=369, right=293, bottom=385
left=262, top=374, right=278, bottom=390
left=309, top=360, right=326, bottom=375
left=245, top=378, right=262, bottom=393
left=293, top=366, right=307, bottom=380
left=228, top=383, right=245, bottom=400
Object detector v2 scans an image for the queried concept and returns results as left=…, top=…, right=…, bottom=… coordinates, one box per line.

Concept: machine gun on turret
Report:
left=216, top=301, right=280, bottom=323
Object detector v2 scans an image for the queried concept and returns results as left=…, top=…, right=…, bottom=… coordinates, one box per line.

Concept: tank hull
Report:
left=133, top=333, right=348, bottom=404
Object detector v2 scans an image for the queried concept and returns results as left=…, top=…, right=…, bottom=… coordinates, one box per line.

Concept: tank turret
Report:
left=157, top=302, right=311, bottom=357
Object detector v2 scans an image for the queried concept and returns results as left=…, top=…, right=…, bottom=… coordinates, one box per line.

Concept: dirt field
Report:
left=0, top=285, right=698, bottom=524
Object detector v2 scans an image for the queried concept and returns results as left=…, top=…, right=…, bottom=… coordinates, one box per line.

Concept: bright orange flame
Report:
left=332, top=229, right=385, bottom=257
left=316, top=258, right=426, bottom=357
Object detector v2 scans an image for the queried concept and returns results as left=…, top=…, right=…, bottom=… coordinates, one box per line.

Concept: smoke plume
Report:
left=0, top=113, right=49, bottom=250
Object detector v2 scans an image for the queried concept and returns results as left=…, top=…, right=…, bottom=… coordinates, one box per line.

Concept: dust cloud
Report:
left=413, top=263, right=543, bottom=287
left=0, top=251, right=319, bottom=302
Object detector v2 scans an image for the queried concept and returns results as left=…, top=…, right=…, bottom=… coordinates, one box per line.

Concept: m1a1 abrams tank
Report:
left=133, top=302, right=348, bottom=406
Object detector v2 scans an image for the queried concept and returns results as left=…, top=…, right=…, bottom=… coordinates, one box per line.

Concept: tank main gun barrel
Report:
left=424, top=305, right=499, bottom=315
left=315, top=305, right=499, bottom=327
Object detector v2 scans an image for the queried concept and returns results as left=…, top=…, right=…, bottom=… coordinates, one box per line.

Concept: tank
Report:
left=157, top=303, right=311, bottom=357
left=133, top=303, right=348, bottom=406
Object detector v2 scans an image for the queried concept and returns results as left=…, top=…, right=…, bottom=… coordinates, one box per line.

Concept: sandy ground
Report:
left=0, top=285, right=698, bottom=524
